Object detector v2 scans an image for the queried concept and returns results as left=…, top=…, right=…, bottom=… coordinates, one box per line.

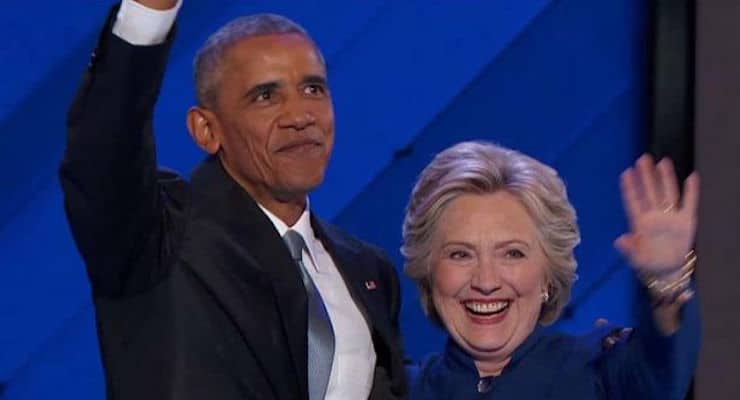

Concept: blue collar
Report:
left=443, top=324, right=549, bottom=377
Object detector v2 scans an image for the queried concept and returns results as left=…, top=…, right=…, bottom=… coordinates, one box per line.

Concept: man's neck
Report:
left=259, top=198, right=306, bottom=227
left=245, top=183, right=307, bottom=226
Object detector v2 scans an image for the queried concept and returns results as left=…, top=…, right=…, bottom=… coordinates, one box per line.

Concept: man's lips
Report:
left=276, top=139, right=323, bottom=152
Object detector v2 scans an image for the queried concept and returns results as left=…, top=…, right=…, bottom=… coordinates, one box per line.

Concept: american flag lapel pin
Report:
left=364, top=280, right=377, bottom=290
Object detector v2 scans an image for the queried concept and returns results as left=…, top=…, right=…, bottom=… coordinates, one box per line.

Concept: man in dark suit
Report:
left=60, top=0, right=407, bottom=398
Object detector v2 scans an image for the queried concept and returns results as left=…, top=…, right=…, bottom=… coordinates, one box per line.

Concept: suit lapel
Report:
left=311, top=216, right=395, bottom=348
left=187, top=157, right=309, bottom=398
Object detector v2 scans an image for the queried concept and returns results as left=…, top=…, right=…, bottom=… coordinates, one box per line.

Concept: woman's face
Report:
left=430, top=191, right=548, bottom=367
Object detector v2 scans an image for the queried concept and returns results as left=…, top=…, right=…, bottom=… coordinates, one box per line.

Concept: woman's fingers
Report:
left=637, top=154, right=661, bottom=208
left=620, top=168, right=643, bottom=228
left=680, top=172, right=700, bottom=216
left=657, top=158, right=680, bottom=209
left=614, top=233, right=636, bottom=256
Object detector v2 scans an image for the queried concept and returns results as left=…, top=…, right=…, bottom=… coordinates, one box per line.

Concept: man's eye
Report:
left=255, top=91, right=272, bottom=102
left=304, top=84, right=325, bottom=95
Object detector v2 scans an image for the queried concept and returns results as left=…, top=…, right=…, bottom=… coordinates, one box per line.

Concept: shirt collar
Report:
left=258, top=199, right=321, bottom=270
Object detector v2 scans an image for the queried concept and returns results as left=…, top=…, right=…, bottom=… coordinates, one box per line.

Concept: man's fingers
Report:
left=134, top=0, right=180, bottom=11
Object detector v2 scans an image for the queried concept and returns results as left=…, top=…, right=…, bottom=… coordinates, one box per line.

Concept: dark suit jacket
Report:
left=60, top=9, right=407, bottom=400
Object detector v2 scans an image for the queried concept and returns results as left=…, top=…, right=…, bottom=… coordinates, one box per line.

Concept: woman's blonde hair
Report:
left=402, top=141, right=580, bottom=325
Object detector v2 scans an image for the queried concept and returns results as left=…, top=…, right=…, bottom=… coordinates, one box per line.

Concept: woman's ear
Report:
left=187, top=106, right=221, bottom=154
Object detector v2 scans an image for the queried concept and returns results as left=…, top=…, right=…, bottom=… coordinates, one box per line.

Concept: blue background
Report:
left=0, top=0, right=648, bottom=397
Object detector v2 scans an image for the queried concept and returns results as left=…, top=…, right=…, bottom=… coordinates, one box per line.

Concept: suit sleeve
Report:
left=60, top=7, right=177, bottom=297
left=596, top=285, right=701, bottom=400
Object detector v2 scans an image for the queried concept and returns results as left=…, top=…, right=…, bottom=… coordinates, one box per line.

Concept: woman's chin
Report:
left=454, top=309, right=521, bottom=358
left=465, top=332, right=512, bottom=355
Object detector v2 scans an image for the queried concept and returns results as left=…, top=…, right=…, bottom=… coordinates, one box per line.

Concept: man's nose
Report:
left=278, top=100, right=316, bottom=130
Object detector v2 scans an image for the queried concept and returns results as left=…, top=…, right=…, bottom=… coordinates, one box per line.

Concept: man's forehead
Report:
left=226, top=33, right=324, bottom=64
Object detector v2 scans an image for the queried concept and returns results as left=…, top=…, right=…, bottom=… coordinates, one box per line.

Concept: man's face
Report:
left=210, top=33, right=334, bottom=203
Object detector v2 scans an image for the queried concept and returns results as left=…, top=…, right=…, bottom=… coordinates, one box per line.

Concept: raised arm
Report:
left=597, top=155, right=701, bottom=399
left=60, top=0, right=181, bottom=296
left=616, top=155, right=699, bottom=333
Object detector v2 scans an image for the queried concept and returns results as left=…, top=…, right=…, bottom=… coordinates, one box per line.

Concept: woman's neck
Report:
left=474, top=356, right=511, bottom=377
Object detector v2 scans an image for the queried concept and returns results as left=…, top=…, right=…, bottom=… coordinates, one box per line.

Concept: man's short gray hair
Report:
left=193, top=13, right=325, bottom=108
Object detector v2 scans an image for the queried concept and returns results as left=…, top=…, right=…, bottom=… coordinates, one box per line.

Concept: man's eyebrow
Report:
left=243, top=81, right=282, bottom=100
left=301, top=75, right=328, bottom=86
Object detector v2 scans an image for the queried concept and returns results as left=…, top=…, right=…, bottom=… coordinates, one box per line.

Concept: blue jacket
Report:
left=409, top=290, right=700, bottom=399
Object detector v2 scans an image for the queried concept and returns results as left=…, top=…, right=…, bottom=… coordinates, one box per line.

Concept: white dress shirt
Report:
left=259, top=203, right=376, bottom=400
left=113, top=3, right=377, bottom=398
left=112, top=0, right=181, bottom=45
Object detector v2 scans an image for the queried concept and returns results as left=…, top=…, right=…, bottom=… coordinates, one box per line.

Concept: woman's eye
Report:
left=450, top=250, right=470, bottom=260
left=505, top=249, right=525, bottom=259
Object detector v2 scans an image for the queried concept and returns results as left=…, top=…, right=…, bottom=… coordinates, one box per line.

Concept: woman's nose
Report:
left=470, top=261, right=501, bottom=294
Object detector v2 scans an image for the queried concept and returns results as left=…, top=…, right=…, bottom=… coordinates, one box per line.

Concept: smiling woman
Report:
left=403, top=141, right=701, bottom=399
left=430, top=191, right=562, bottom=377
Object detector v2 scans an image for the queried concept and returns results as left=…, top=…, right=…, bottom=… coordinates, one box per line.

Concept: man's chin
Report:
left=274, top=180, right=324, bottom=201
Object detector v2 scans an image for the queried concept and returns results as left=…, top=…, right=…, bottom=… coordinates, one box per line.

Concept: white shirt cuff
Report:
left=112, top=0, right=183, bottom=46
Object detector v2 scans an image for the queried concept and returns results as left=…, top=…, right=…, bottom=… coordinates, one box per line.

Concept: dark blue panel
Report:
left=0, top=0, right=649, bottom=396
left=334, top=0, right=648, bottom=358
left=0, top=181, right=92, bottom=382
left=1, top=303, right=105, bottom=400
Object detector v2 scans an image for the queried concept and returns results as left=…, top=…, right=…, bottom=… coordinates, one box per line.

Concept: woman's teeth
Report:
left=464, top=300, right=510, bottom=315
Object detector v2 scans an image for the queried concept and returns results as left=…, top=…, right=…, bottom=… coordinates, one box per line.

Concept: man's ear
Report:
left=187, top=106, right=221, bottom=155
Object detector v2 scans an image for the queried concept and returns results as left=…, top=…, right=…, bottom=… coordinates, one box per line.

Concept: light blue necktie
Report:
left=283, top=230, right=335, bottom=400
